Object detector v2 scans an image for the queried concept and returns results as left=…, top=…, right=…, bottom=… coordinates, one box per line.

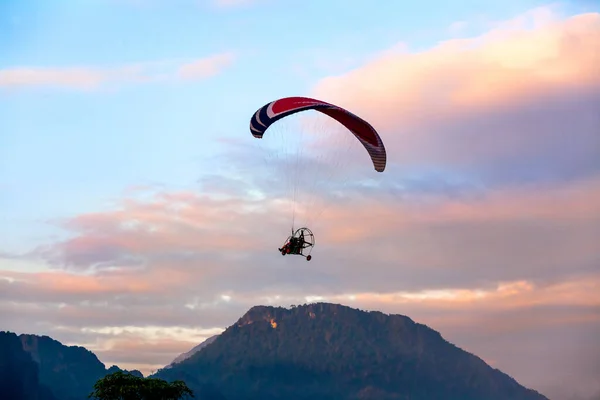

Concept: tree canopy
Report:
left=89, top=371, right=193, bottom=400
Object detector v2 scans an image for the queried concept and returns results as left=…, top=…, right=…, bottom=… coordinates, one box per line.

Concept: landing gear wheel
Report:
left=306, top=255, right=312, bottom=261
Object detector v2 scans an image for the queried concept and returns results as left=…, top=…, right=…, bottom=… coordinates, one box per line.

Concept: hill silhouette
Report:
left=1, top=303, right=552, bottom=400
left=0, top=331, right=57, bottom=400
left=20, top=333, right=110, bottom=400
left=155, top=302, right=549, bottom=400
left=1, top=331, right=143, bottom=400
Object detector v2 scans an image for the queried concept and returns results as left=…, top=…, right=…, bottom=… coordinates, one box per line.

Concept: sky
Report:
left=1, top=0, right=599, bottom=399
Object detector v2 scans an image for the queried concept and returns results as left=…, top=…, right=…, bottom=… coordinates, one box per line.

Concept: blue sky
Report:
left=0, top=0, right=581, bottom=251
left=1, top=2, right=600, bottom=398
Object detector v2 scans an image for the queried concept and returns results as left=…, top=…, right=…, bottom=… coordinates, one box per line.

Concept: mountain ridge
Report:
left=1, top=331, right=144, bottom=400
left=156, top=302, right=549, bottom=400
left=1, top=302, right=552, bottom=400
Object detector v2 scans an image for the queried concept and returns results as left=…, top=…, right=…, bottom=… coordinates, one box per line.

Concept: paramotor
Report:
left=278, top=227, right=315, bottom=261
left=249, top=96, right=386, bottom=260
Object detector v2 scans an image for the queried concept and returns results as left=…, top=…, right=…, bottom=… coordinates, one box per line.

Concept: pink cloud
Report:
left=15, top=171, right=597, bottom=303
left=36, top=191, right=279, bottom=271
left=317, top=175, right=600, bottom=243
left=1, top=269, right=152, bottom=295
left=0, top=52, right=236, bottom=90
left=307, top=9, right=600, bottom=183
left=176, top=52, right=235, bottom=80
left=335, top=274, right=600, bottom=329
left=312, top=11, right=600, bottom=128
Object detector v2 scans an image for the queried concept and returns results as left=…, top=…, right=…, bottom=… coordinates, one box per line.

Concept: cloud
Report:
left=0, top=52, right=235, bottom=90
left=3, top=170, right=597, bottom=323
left=0, top=67, right=120, bottom=91
left=19, top=170, right=596, bottom=291
left=176, top=52, right=236, bottom=80
left=311, top=10, right=600, bottom=187
left=446, top=5, right=563, bottom=38
left=79, top=325, right=224, bottom=367
left=314, top=11, right=600, bottom=116
left=2, top=153, right=595, bottom=305
left=30, top=191, right=277, bottom=272
left=2, top=267, right=598, bottom=383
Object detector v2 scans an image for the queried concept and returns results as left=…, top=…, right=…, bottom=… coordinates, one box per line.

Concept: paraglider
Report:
left=249, top=96, right=386, bottom=260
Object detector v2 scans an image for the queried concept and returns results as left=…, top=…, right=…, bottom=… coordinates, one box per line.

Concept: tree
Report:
left=88, top=371, right=193, bottom=400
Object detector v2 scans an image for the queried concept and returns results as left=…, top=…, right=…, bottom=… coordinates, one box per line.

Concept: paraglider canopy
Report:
left=250, top=96, right=386, bottom=172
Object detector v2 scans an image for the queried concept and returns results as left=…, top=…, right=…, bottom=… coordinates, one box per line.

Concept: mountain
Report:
left=1, top=331, right=143, bottom=400
left=3, top=303, right=552, bottom=400
left=0, top=331, right=57, bottom=400
left=155, top=302, right=549, bottom=400
left=167, top=335, right=219, bottom=367
left=20, top=334, right=109, bottom=400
